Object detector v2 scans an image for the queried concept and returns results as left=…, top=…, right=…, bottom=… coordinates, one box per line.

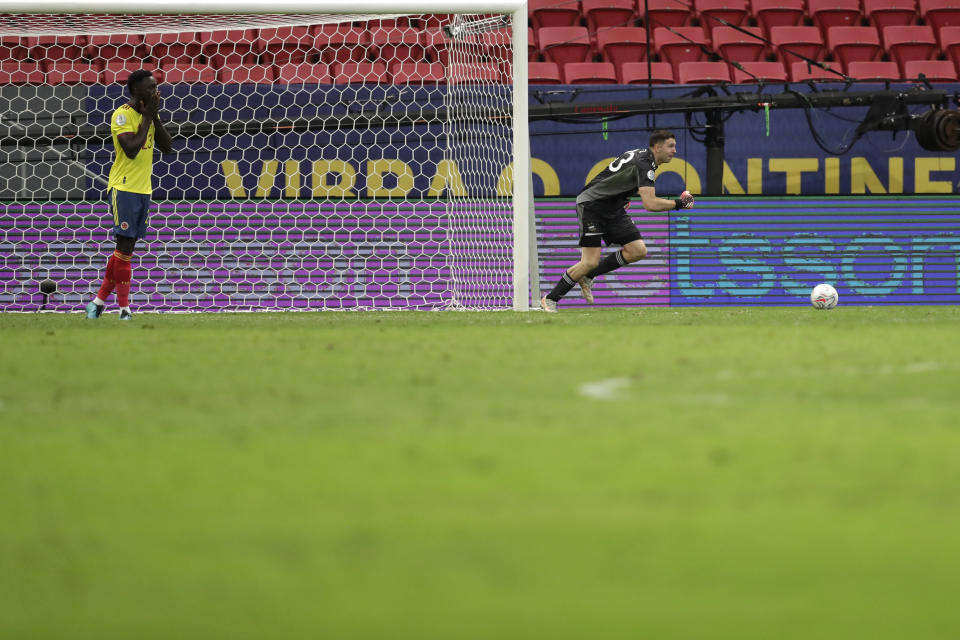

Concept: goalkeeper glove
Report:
left=674, top=190, right=695, bottom=210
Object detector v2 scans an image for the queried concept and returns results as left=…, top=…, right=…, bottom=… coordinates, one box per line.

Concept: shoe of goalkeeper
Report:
left=85, top=301, right=104, bottom=319
left=540, top=296, right=557, bottom=313
left=119, top=309, right=133, bottom=321
left=578, top=276, right=595, bottom=304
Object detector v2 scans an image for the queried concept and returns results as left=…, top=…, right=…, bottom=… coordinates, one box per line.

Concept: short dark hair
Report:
left=649, top=129, right=676, bottom=147
left=127, top=70, right=153, bottom=95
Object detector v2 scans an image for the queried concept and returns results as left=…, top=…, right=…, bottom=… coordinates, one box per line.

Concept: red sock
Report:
left=114, top=251, right=133, bottom=307
left=96, top=254, right=117, bottom=301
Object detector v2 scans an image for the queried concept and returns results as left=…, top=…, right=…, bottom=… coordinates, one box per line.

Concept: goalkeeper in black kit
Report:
left=540, top=129, right=694, bottom=312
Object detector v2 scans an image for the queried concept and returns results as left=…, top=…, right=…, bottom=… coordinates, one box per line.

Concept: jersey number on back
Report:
left=607, top=149, right=639, bottom=172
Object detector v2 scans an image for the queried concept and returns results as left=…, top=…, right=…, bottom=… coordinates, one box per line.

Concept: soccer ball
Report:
left=810, top=283, right=839, bottom=309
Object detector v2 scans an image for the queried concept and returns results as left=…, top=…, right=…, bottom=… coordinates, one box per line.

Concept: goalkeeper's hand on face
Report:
left=674, top=190, right=695, bottom=210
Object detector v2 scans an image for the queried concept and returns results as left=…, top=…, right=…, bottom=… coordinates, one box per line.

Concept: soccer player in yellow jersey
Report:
left=86, top=70, right=172, bottom=320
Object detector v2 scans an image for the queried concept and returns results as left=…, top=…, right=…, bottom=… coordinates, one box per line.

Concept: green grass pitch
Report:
left=2, top=306, right=960, bottom=639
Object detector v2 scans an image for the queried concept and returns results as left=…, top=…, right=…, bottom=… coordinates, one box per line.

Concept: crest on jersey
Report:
left=647, top=170, right=656, bottom=181
left=116, top=113, right=127, bottom=126
left=120, top=221, right=129, bottom=230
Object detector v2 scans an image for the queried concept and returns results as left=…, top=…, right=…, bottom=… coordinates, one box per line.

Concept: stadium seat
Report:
left=314, top=26, right=370, bottom=64
left=85, top=34, right=144, bottom=62
left=827, top=27, right=882, bottom=69
left=200, top=30, right=259, bottom=69
left=644, top=0, right=694, bottom=28
left=619, top=61, right=675, bottom=83
left=713, top=26, right=767, bottom=62
left=371, top=28, right=427, bottom=64
left=864, top=0, right=918, bottom=30
left=751, top=0, right=805, bottom=36
left=163, top=64, right=217, bottom=83
left=770, top=26, right=826, bottom=63
left=904, top=58, right=958, bottom=79
left=883, top=25, right=938, bottom=75
left=0, top=36, right=28, bottom=60
left=332, top=62, right=389, bottom=83
left=144, top=32, right=201, bottom=66
left=28, top=36, right=86, bottom=64
left=597, top=27, right=648, bottom=66
left=275, top=62, right=333, bottom=84
left=654, top=26, right=710, bottom=69
left=529, top=27, right=539, bottom=60
left=846, top=60, right=902, bottom=79
left=563, top=61, right=619, bottom=83
left=421, top=28, right=451, bottom=64
left=538, top=26, right=594, bottom=65
left=529, top=0, right=583, bottom=30
left=45, top=62, right=100, bottom=84
left=216, top=65, right=276, bottom=84
left=696, top=0, right=750, bottom=30
left=0, top=61, right=45, bottom=85
left=101, top=61, right=153, bottom=85
left=808, top=0, right=862, bottom=38
left=529, top=61, right=563, bottom=83
left=939, top=26, right=960, bottom=66
left=918, top=0, right=960, bottom=30
left=419, top=14, right=454, bottom=30
left=447, top=63, right=503, bottom=83
left=388, top=62, right=445, bottom=84
left=583, top=0, right=637, bottom=32
left=678, top=60, right=733, bottom=83
left=789, top=60, right=846, bottom=81
left=732, top=60, right=789, bottom=82
left=257, top=26, right=315, bottom=65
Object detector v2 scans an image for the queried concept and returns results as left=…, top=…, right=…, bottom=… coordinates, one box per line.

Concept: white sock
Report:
left=120, top=306, right=131, bottom=313
left=93, top=297, right=105, bottom=306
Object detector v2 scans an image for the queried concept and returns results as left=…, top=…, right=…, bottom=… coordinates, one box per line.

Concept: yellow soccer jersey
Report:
left=107, top=103, right=154, bottom=194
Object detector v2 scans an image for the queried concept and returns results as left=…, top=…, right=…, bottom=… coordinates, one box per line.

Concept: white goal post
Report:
left=0, top=1, right=535, bottom=311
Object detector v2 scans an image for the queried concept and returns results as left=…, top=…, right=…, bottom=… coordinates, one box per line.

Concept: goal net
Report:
left=0, top=2, right=531, bottom=312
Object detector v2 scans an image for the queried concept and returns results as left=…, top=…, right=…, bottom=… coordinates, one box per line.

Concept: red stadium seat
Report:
left=529, top=0, right=583, bottom=30
left=163, top=63, right=217, bottom=83
left=846, top=60, right=902, bottom=79
left=314, top=26, right=370, bottom=64
left=371, top=28, right=427, bottom=64
left=447, top=63, right=503, bottom=83
left=808, top=0, right=862, bottom=38
left=0, top=36, right=28, bottom=60
left=529, top=61, right=563, bottom=83
left=257, top=26, right=315, bottom=65
left=143, top=32, right=201, bottom=66
left=770, top=26, right=825, bottom=63
left=904, top=58, right=958, bottom=79
left=654, top=26, right=709, bottom=68
left=419, top=14, right=454, bottom=30
left=644, top=0, right=694, bottom=28
left=713, top=26, right=767, bottom=62
left=732, top=60, right=788, bottom=82
left=939, top=26, right=960, bottom=66
left=751, top=0, right=805, bottom=36
left=332, top=62, right=389, bottom=83
left=200, top=30, right=259, bottom=68
left=538, top=26, right=594, bottom=65
left=597, top=27, right=648, bottom=66
left=696, top=0, right=750, bottom=30
left=827, top=27, right=882, bottom=69
left=864, top=0, right=918, bottom=30
left=883, top=25, right=938, bottom=75
left=678, top=60, right=733, bottom=83
left=27, top=35, right=86, bottom=62
left=85, top=34, right=144, bottom=62
left=563, top=61, right=618, bottom=83
left=918, top=0, right=960, bottom=30
left=583, top=0, right=637, bottom=32
left=45, top=62, right=100, bottom=84
left=388, top=62, right=445, bottom=84
left=101, top=61, right=154, bottom=85
left=275, top=62, right=333, bottom=84
left=789, top=60, right=845, bottom=81
left=421, top=28, right=450, bottom=64
left=529, top=27, right=539, bottom=60
left=0, top=61, right=45, bottom=84
left=619, top=61, right=675, bottom=83
left=216, top=65, right=275, bottom=84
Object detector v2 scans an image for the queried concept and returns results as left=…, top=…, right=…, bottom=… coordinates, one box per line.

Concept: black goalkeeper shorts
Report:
left=576, top=202, right=643, bottom=248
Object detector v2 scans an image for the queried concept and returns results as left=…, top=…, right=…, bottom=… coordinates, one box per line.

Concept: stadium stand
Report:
left=770, top=25, right=826, bottom=63
left=654, top=26, right=710, bottom=70
left=276, top=62, right=334, bottom=84
left=713, top=26, right=768, bottom=62
left=164, top=63, right=218, bottom=84
left=645, top=0, right=695, bottom=27
left=918, top=0, right=960, bottom=31
left=789, top=60, right=845, bottom=81
left=846, top=60, right=902, bottom=80
left=864, top=0, right=919, bottom=30
left=904, top=59, right=958, bottom=80
left=597, top=27, right=649, bottom=66
left=0, top=61, right=45, bottom=85
left=529, top=61, right=563, bottom=83
left=582, top=0, right=637, bottom=32
left=883, top=25, right=939, bottom=75
left=678, top=60, right=733, bottom=83
left=732, top=60, right=789, bottom=83
left=695, top=0, right=751, bottom=29
left=619, top=61, right=676, bottom=83
left=529, top=0, right=583, bottom=30
left=538, top=26, right=594, bottom=65
left=938, top=25, right=960, bottom=66
left=388, top=62, right=444, bottom=84
left=808, top=0, right=862, bottom=37
left=827, top=26, right=883, bottom=69
left=751, top=0, right=806, bottom=36
left=563, top=61, right=619, bottom=83
left=333, top=62, right=388, bottom=84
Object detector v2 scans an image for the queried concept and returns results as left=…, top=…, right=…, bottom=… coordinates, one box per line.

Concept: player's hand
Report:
left=678, top=190, right=695, bottom=209
left=143, top=92, right=161, bottom=120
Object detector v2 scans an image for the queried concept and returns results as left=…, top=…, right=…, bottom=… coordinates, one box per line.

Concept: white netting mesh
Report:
left=0, top=12, right=517, bottom=311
